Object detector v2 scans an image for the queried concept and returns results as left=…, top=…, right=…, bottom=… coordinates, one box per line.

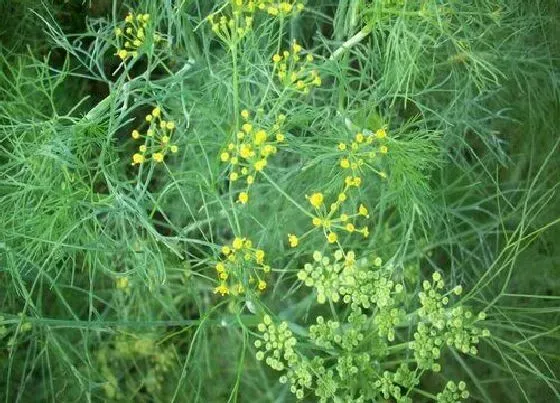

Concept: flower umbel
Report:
left=213, top=237, right=271, bottom=296
left=273, top=41, right=321, bottom=93
left=114, top=12, right=163, bottom=61
left=221, top=111, right=285, bottom=204
left=131, top=107, right=178, bottom=165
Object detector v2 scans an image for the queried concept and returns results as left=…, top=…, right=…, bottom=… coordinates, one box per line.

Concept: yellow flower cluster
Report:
left=207, top=12, right=254, bottom=43
left=228, top=1, right=304, bottom=16
left=255, top=1, right=304, bottom=16
left=213, top=237, right=271, bottom=296
left=337, top=127, right=389, bottom=179
left=131, top=107, right=178, bottom=166
left=273, top=41, right=321, bottom=93
left=221, top=111, right=286, bottom=204
left=285, top=128, right=389, bottom=247
left=312, top=190, right=369, bottom=242
left=287, top=190, right=369, bottom=247
left=114, top=12, right=162, bottom=61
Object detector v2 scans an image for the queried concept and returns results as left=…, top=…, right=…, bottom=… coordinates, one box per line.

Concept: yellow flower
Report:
left=161, top=136, right=169, bottom=144
left=230, top=172, right=239, bottom=181
left=145, top=114, right=153, bottom=122
left=166, top=121, right=175, bottom=130
left=345, top=223, right=355, bottom=232
left=214, top=284, right=230, bottom=296
left=340, top=213, right=348, bottom=222
left=139, top=145, right=147, bottom=153
left=312, top=217, right=322, bottom=227
left=147, top=129, right=154, bottom=137
left=242, top=123, right=253, bottom=133
left=258, top=280, right=267, bottom=291
left=238, top=192, right=249, bottom=204
left=239, top=144, right=252, bottom=158
left=262, top=144, right=275, bottom=157
left=232, top=237, right=244, bottom=250
left=338, top=143, right=347, bottom=151
left=216, top=262, right=225, bottom=273
left=338, top=193, right=347, bottom=202
left=117, top=49, right=128, bottom=60
left=272, top=53, right=282, bottom=63
left=151, top=107, right=161, bottom=117
left=220, top=152, right=230, bottom=162
left=327, top=232, right=338, bottom=243
left=254, top=159, right=267, bottom=172
left=276, top=133, right=285, bottom=142
left=132, top=130, right=140, bottom=139
left=361, top=227, right=370, bottom=238
left=292, top=42, right=303, bottom=53
left=306, top=54, right=314, bottom=62
left=356, top=133, right=364, bottom=143
left=247, top=175, right=254, bottom=184
left=254, top=129, right=267, bottom=145
left=379, top=145, right=388, bottom=154
left=116, top=277, right=129, bottom=289
left=153, top=152, right=164, bottom=163
left=288, top=234, right=299, bottom=248
left=308, top=192, right=324, bottom=209
left=340, top=158, right=350, bottom=169
left=376, top=128, right=387, bottom=139
left=255, top=249, right=265, bottom=264
left=132, top=153, right=145, bottom=165
left=241, top=109, right=250, bottom=119
left=170, top=145, right=178, bottom=153
left=221, top=246, right=231, bottom=255
left=358, top=203, right=369, bottom=217
left=125, top=13, right=134, bottom=23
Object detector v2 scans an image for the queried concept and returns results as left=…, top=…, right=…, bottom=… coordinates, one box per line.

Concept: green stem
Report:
left=262, top=171, right=313, bottom=218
